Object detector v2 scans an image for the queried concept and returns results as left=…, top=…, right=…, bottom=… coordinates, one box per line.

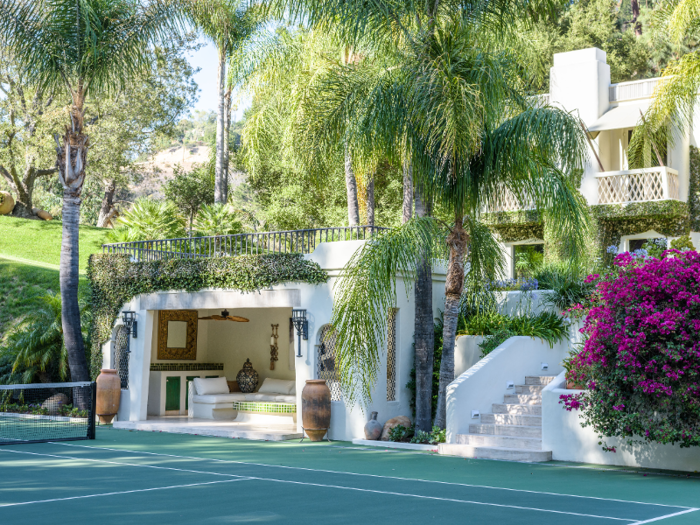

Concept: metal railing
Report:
left=597, top=167, right=680, bottom=204
left=102, top=226, right=388, bottom=262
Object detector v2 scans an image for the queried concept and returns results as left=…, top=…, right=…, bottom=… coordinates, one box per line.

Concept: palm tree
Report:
left=185, top=0, right=264, bottom=203
left=287, top=2, right=590, bottom=427
left=0, top=0, right=182, bottom=383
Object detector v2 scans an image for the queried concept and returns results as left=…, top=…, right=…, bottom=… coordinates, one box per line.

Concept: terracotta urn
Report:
left=236, top=359, right=259, bottom=393
left=301, top=379, right=331, bottom=441
left=0, top=191, right=14, bottom=215
left=364, top=411, right=382, bottom=440
left=96, top=369, right=121, bottom=424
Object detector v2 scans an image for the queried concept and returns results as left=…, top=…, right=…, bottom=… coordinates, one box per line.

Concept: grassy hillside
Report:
left=0, top=215, right=109, bottom=270
left=0, top=216, right=105, bottom=338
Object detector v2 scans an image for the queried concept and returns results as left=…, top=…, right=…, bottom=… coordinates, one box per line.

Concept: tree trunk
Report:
left=434, top=213, right=468, bottom=429
left=214, top=44, right=227, bottom=204
left=223, top=85, right=232, bottom=202
left=413, top=185, right=434, bottom=432
left=365, top=176, right=375, bottom=227
left=344, top=147, right=360, bottom=226
left=631, top=0, right=641, bottom=36
left=96, top=179, right=116, bottom=228
left=56, top=100, right=91, bottom=388
left=402, top=160, right=413, bottom=224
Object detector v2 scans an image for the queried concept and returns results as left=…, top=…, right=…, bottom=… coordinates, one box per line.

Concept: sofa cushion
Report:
left=193, top=393, right=247, bottom=404
left=193, top=377, right=229, bottom=395
left=257, top=378, right=295, bottom=395
left=244, top=393, right=296, bottom=404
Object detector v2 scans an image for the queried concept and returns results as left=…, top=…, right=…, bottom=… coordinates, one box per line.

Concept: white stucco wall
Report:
left=446, top=336, right=569, bottom=443
left=542, top=372, right=700, bottom=472
left=111, top=239, right=448, bottom=440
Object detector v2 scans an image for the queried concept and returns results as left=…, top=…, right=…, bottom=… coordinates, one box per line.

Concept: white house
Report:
left=494, top=47, right=700, bottom=277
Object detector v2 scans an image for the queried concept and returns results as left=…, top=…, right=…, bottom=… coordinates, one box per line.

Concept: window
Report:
left=387, top=309, right=398, bottom=401
left=317, top=325, right=342, bottom=401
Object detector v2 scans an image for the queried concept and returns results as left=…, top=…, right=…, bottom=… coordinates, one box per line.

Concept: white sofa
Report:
left=189, top=377, right=296, bottom=424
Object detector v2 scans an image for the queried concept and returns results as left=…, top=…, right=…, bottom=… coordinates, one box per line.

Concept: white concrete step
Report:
left=515, top=384, right=545, bottom=395
left=439, top=443, right=552, bottom=462
left=525, top=376, right=557, bottom=386
left=456, top=433, right=543, bottom=450
left=481, top=413, right=542, bottom=426
left=469, top=424, right=541, bottom=438
left=492, top=403, right=542, bottom=416
left=503, top=394, right=541, bottom=405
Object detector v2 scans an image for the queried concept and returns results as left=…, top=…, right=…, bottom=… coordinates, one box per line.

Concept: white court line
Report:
left=631, top=508, right=700, bottom=524
left=0, top=479, right=249, bottom=508
left=0, top=448, right=635, bottom=522
left=55, top=442, right=694, bottom=510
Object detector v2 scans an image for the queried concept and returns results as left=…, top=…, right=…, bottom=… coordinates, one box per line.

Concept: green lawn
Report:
left=0, top=216, right=104, bottom=338
left=0, top=215, right=109, bottom=271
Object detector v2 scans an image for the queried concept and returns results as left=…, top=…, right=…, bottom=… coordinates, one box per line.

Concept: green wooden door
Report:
left=165, top=376, right=181, bottom=411
left=185, top=376, right=198, bottom=410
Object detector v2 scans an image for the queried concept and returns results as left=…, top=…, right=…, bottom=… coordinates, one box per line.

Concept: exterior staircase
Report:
left=439, top=376, right=555, bottom=462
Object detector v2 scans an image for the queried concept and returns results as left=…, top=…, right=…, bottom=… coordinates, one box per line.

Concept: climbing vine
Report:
left=87, top=253, right=328, bottom=377
left=689, top=145, right=700, bottom=231
left=483, top=210, right=543, bottom=243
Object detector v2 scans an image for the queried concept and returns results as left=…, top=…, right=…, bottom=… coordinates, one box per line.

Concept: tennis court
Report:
left=0, top=427, right=698, bottom=525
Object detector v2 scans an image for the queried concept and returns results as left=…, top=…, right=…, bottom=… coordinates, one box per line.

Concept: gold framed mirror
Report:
left=157, top=310, right=198, bottom=360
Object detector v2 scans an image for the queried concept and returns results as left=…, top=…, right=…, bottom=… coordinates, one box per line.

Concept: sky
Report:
left=187, top=39, right=251, bottom=121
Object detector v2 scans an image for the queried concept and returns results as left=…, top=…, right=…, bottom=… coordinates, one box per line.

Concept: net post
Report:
left=88, top=381, right=97, bottom=439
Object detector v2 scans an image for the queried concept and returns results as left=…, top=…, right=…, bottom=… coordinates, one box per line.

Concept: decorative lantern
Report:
left=236, top=359, right=259, bottom=393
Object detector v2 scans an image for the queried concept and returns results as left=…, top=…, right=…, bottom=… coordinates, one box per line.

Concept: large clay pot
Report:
left=301, top=379, right=331, bottom=441
left=0, top=192, right=14, bottom=215
left=236, top=359, right=259, bottom=393
left=364, top=411, right=382, bottom=440
left=96, top=369, right=121, bottom=424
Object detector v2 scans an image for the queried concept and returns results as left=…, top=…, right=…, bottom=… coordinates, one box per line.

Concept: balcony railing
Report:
left=596, top=167, right=680, bottom=204
left=102, top=226, right=388, bottom=262
left=609, top=78, right=661, bottom=102
left=485, top=189, right=535, bottom=213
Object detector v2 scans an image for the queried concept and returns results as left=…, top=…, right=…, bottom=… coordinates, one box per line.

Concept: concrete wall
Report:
left=446, top=336, right=569, bottom=443
left=542, top=372, right=700, bottom=472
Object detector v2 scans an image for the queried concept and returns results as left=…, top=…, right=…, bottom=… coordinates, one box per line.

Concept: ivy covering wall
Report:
left=87, top=253, right=329, bottom=377
left=483, top=210, right=543, bottom=243
left=689, top=145, right=700, bottom=231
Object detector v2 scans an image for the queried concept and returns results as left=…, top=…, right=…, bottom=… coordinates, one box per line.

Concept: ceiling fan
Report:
left=198, top=309, right=249, bottom=322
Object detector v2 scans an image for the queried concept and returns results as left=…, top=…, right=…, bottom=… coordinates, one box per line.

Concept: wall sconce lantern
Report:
left=122, top=311, right=138, bottom=339
left=291, top=309, right=308, bottom=358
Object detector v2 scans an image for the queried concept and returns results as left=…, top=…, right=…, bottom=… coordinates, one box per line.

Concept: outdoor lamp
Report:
left=291, top=309, right=308, bottom=358
left=122, top=311, right=138, bottom=339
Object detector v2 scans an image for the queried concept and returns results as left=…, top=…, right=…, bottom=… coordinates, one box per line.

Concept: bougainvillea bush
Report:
left=562, top=250, right=700, bottom=450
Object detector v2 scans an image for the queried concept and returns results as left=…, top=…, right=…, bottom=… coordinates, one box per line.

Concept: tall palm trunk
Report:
left=365, top=176, right=375, bottom=227
left=214, top=44, right=227, bottom=204
left=434, top=213, right=468, bottom=429
left=344, top=146, right=360, bottom=226
left=413, top=183, right=434, bottom=431
left=56, top=99, right=90, bottom=386
left=223, top=84, right=232, bottom=200
left=402, top=160, right=413, bottom=223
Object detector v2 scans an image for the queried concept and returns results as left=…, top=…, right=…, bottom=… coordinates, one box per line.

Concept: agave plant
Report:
left=193, top=203, right=244, bottom=237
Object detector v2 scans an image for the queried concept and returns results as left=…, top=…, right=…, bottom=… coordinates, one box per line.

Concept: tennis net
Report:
left=0, top=381, right=96, bottom=445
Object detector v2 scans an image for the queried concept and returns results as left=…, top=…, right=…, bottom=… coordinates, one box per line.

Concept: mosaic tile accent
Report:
left=150, top=363, right=224, bottom=371
left=387, top=308, right=398, bottom=402
left=232, top=401, right=297, bottom=414
left=317, top=325, right=342, bottom=401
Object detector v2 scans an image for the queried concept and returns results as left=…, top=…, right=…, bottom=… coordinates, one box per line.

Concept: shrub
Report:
left=563, top=250, right=700, bottom=449
left=478, top=328, right=516, bottom=358
left=462, top=310, right=568, bottom=352
left=388, top=424, right=413, bottom=442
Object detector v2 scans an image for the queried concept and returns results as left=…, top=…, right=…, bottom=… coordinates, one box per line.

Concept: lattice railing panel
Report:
left=486, top=189, right=535, bottom=213
left=597, top=168, right=679, bottom=204
left=317, top=326, right=342, bottom=402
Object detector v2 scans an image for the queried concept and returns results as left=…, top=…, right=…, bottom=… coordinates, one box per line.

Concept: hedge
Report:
left=87, top=253, right=329, bottom=377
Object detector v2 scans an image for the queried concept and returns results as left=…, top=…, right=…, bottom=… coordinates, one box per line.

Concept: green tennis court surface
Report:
left=0, top=428, right=698, bottom=524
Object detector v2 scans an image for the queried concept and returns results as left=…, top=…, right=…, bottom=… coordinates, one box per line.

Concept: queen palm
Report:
left=0, top=0, right=182, bottom=383
left=288, top=4, right=589, bottom=428
left=186, top=0, right=264, bottom=203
